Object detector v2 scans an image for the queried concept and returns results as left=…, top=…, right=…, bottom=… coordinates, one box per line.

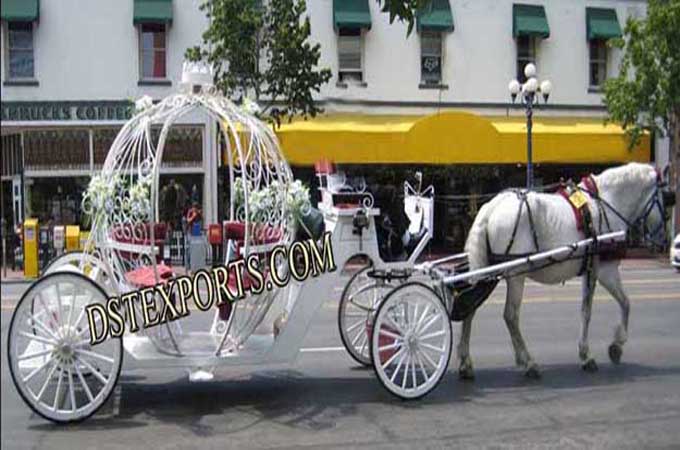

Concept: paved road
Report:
left=1, top=262, right=679, bottom=449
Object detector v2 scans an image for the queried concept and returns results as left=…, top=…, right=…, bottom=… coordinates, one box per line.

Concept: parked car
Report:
left=671, top=234, right=680, bottom=271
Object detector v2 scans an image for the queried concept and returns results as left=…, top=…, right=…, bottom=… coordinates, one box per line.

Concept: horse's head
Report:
left=596, top=163, right=673, bottom=250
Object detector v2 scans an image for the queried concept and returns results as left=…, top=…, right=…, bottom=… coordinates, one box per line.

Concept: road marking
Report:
left=300, top=346, right=344, bottom=353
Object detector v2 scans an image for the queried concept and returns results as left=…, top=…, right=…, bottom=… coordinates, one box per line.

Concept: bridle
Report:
left=579, top=169, right=674, bottom=250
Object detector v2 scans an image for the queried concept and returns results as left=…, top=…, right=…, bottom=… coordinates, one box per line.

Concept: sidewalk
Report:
left=1, top=256, right=671, bottom=285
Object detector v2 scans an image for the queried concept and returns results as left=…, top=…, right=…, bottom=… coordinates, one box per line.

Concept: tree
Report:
left=603, top=0, right=680, bottom=235
left=376, top=0, right=431, bottom=34
left=186, top=0, right=331, bottom=126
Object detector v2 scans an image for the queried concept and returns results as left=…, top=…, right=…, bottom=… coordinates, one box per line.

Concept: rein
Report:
left=578, top=173, right=668, bottom=249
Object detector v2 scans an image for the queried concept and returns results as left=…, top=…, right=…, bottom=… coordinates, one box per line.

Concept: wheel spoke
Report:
left=420, top=329, right=446, bottom=341
left=67, top=281, right=77, bottom=327
left=75, top=355, right=109, bottom=385
left=68, top=369, right=77, bottom=412
left=420, top=342, right=445, bottom=353
left=378, top=341, right=401, bottom=351
left=411, top=357, right=418, bottom=389
left=53, top=368, right=64, bottom=411
left=35, top=361, right=59, bottom=402
left=350, top=327, right=365, bottom=347
left=74, top=363, right=94, bottom=403
left=55, top=283, right=64, bottom=329
left=345, top=318, right=365, bottom=334
left=390, top=351, right=407, bottom=383
left=18, top=348, right=53, bottom=361
left=23, top=357, right=54, bottom=383
left=378, top=328, right=402, bottom=341
left=36, top=293, right=58, bottom=332
left=77, top=349, right=114, bottom=365
left=415, top=350, right=429, bottom=379
left=22, top=311, right=60, bottom=342
left=401, top=355, right=410, bottom=389
left=18, top=331, right=57, bottom=347
left=416, top=304, right=432, bottom=333
left=381, top=346, right=405, bottom=370
left=418, top=313, right=440, bottom=336
left=418, top=347, right=439, bottom=370
left=384, top=314, right=405, bottom=335
left=358, top=331, right=368, bottom=356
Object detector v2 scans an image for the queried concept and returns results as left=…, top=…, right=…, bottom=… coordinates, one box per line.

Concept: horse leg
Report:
left=579, top=270, right=598, bottom=372
left=503, top=277, right=540, bottom=378
left=457, top=311, right=475, bottom=380
left=597, top=262, right=630, bottom=364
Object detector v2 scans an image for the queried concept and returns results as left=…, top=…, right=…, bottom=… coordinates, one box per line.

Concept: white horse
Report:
left=461, top=163, right=669, bottom=379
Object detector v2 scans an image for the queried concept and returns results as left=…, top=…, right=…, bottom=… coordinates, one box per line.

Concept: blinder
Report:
left=662, top=188, right=676, bottom=208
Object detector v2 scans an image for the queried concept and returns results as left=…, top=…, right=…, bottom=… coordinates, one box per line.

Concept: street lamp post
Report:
left=509, top=63, right=552, bottom=190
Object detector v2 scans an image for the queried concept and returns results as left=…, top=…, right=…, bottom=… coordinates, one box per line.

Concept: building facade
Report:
left=1, top=0, right=663, bottom=252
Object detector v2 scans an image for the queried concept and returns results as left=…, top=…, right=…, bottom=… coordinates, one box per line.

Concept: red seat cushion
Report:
left=125, top=263, right=174, bottom=288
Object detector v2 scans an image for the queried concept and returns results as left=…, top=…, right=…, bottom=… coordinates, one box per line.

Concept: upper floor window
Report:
left=6, top=22, right=35, bottom=79
left=420, top=31, right=442, bottom=85
left=139, top=23, right=167, bottom=80
left=337, top=28, right=363, bottom=84
left=589, top=39, right=607, bottom=89
left=516, top=36, right=535, bottom=83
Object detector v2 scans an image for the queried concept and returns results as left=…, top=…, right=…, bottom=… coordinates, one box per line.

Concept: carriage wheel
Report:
left=338, top=265, right=394, bottom=366
left=43, top=251, right=115, bottom=293
left=8, top=272, right=123, bottom=423
left=371, top=282, right=452, bottom=400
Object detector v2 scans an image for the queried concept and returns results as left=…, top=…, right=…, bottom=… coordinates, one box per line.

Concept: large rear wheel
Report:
left=8, top=272, right=123, bottom=423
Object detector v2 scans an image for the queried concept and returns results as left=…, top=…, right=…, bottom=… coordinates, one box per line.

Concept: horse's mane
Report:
left=594, top=162, right=656, bottom=191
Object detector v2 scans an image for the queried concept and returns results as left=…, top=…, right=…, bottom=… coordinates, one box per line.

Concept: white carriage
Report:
left=6, top=63, right=457, bottom=423
left=7, top=63, right=629, bottom=423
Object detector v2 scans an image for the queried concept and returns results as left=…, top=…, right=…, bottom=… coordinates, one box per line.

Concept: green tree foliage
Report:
left=603, top=0, right=679, bottom=233
left=603, top=0, right=680, bottom=148
left=377, top=0, right=430, bottom=34
left=186, top=0, right=331, bottom=126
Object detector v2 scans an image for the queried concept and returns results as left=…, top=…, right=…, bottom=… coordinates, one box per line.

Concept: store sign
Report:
left=1, top=101, right=134, bottom=122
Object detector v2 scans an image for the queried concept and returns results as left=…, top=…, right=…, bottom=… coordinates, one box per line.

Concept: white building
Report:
left=1, top=0, right=661, bottom=235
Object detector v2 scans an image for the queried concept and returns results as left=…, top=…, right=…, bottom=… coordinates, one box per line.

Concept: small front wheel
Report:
left=338, top=265, right=394, bottom=366
left=371, top=282, right=452, bottom=400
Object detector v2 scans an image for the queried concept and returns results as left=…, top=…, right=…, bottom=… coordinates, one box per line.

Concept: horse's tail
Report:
left=465, top=193, right=507, bottom=271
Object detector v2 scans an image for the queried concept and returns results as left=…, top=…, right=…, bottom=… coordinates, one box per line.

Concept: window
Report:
left=139, top=23, right=167, bottom=80
left=589, top=39, right=607, bottom=89
left=6, top=22, right=35, bottom=79
left=337, top=28, right=362, bottom=84
left=516, top=35, right=535, bottom=83
left=421, top=31, right=443, bottom=85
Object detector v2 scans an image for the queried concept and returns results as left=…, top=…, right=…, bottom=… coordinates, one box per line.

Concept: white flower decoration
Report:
left=135, top=95, right=154, bottom=113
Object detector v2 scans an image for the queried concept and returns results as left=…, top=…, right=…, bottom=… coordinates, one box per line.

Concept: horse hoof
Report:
left=582, top=358, right=599, bottom=372
left=524, top=364, right=541, bottom=379
left=608, top=343, right=623, bottom=364
left=458, top=366, right=475, bottom=381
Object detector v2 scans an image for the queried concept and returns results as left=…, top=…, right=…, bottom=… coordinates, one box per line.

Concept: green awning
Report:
left=134, top=0, right=173, bottom=25
left=513, top=4, right=549, bottom=38
left=1, top=0, right=39, bottom=22
left=417, top=0, right=454, bottom=32
left=333, top=0, right=371, bottom=30
left=586, top=7, right=621, bottom=40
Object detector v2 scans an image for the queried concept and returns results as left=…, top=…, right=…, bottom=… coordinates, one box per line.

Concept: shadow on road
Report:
left=25, top=362, right=680, bottom=436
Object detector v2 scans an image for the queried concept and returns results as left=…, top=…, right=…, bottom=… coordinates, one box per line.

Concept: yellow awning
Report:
left=274, top=112, right=650, bottom=165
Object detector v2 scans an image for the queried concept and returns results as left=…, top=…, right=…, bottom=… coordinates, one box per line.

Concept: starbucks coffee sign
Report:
left=1, top=101, right=134, bottom=122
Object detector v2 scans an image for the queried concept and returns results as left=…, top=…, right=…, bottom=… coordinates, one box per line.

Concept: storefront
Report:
left=1, top=100, right=209, bottom=265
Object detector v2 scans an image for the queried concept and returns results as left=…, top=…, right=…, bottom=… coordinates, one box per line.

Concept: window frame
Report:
left=420, top=30, right=444, bottom=85
left=337, top=27, right=364, bottom=85
left=138, top=22, right=169, bottom=82
left=516, top=35, right=536, bottom=83
left=588, top=38, right=608, bottom=90
left=4, top=21, right=37, bottom=82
